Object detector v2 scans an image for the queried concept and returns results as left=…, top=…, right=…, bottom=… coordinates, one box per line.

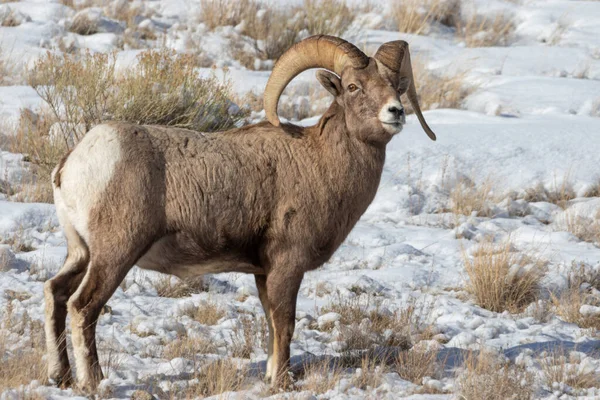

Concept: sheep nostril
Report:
left=388, top=106, right=404, bottom=117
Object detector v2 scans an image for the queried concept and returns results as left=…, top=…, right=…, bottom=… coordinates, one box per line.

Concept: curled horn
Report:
left=263, top=35, right=369, bottom=127
left=374, top=41, right=437, bottom=141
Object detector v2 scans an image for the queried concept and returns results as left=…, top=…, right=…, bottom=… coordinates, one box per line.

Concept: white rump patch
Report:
left=57, top=124, right=122, bottom=242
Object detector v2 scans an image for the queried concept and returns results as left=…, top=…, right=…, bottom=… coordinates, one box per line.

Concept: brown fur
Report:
left=45, top=57, right=424, bottom=390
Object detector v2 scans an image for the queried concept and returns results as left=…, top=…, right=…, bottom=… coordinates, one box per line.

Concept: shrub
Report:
left=28, top=49, right=242, bottom=145
left=11, top=49, right=244, bottom=203
left=463, top=240, right=546, bottom=313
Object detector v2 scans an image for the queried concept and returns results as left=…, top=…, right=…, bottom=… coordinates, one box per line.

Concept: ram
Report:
left=44, top=35, right=437, bottom=391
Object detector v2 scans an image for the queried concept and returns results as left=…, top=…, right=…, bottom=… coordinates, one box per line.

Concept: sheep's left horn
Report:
left=374, top=41, right=436, bottom=141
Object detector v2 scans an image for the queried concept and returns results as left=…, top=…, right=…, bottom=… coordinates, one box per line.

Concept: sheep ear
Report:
left=316, top=70, right=342, bottom=97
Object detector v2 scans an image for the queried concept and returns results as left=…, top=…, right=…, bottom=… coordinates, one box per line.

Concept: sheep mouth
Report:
left=380, top=120, right=404, bottom=132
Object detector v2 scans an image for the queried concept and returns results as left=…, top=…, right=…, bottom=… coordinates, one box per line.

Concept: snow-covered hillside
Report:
left=1, top=0, right=600, bottom=399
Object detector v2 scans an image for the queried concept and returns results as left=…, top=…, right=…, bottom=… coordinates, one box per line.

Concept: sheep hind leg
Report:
left=44, top=222, right=89, bottom=387
left=67, top=247, right=141, bottom=392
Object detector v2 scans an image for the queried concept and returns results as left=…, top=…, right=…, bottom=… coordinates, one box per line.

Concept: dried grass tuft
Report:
left=550, top=261, right=600, bottom=331
left=183, top=358, right=248, bottom=398
left=449, top=176, right=497, bottom=217
left=394, top=346, right=439, bottom=385
left=0, top=306, right=47, bottom=394
left=457, top=12, right=515, bottom=47
left=299, top=357, right=344, bottom=394
left=463, top=240, right=546, bottom=313
left=455, top=349, right=534, bottom=400
left=539, top=347, right=600, bottom=391
left=406, top=57, right=475, bottom=115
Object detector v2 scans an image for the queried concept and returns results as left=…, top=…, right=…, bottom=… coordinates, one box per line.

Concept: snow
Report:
left=1, top=0, right=600, bottom=399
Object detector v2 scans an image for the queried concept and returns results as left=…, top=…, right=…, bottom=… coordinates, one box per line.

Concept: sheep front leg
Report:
left=264, top=268, right=303, bottom=387
left=255, top=275, right=275, bottom=381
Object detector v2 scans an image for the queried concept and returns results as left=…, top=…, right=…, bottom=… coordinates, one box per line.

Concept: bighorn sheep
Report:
left=44, top=35, right=436, bottom=391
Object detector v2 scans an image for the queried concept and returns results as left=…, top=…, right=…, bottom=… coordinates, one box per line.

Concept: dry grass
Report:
left=558, top=209, right=600, bottom=246
left=0, top=305, right=47, bottom=395
left=449, top=177, right=497, bottom=217
left=583, top=179, right=600, bottom=197
left=457, top=12, right=515, bottom=47
left=229, top=314, right=268, bottom=358
left=162, top=335, right=218, bottom=360
left=390, top=0, right=458, bottom=35
left=590, top=98, right=600, bottom=118
left=394, top=346, right=439, bottom=385
left=180, top=299, right=226, bottom=326
left=68, top=11, right=100, bottom=35
left=0, top=225, right=35, bottom=253
left=27, top=49, right=241, bottom=147
left=539, top=348, right=600, bottom=392
left=350, top=355, right=385, bottom=390
left=550, top=261, right=600, bottom=331
left=463, top=240, right=546, bottom=313
left=523, top=173, right=575, bottom=209
left=0, top=247, right=14, bottom=271
left=227, top=4, right=304, bottom=69
left=389, top=0, right=514, bottom=47
left=201, top=0, right=356, bottom=68
left=321, top=293, right=434, bottom=354
left=406, top=57, right=475, bottom=115
left=299, top=357, right=344, bottom=394
left=199, top=0, right=255, bottom=30
left=182, top=358, right=248, bottom=398
left=7, top=110, right=63, bottom=203
left=153, top=275, right=207, bottom=298
left=0, top=47, right=24, bottom=85
left=303, top=0, right=355, bottom=37
left=455, top=349, right=534, bottom=400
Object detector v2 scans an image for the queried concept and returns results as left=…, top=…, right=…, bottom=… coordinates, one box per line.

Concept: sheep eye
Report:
left=347, top=83, right=358, bottom=92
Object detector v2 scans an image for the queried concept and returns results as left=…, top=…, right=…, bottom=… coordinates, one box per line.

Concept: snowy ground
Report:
left=1, top=0, right=600, bottom=399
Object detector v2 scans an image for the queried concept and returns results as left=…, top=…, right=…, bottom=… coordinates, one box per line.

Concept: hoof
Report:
left=48, top=370, right=73, bottom=388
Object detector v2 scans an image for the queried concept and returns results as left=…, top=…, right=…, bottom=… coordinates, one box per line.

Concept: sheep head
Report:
left=263, top=35, right=436, bottom=143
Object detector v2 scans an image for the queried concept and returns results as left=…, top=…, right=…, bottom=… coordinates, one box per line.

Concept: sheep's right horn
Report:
left=264, top=35, right=369, bottom=127
left=374, top=41, right=437, bottom=141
